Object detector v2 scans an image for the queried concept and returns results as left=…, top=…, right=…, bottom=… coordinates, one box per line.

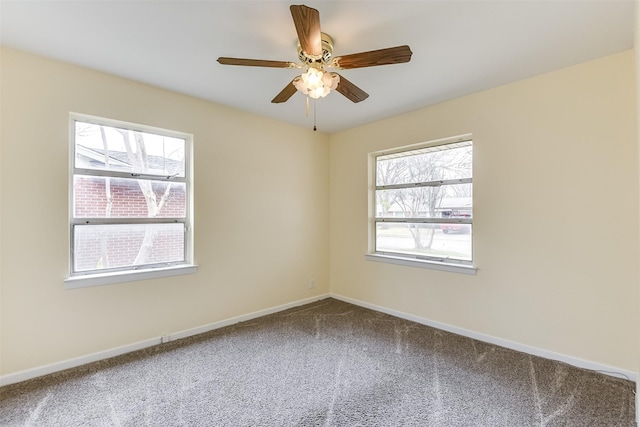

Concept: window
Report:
left=370, top=137, right=474, bottom=272
left=67, top=114, right=195, bottom=287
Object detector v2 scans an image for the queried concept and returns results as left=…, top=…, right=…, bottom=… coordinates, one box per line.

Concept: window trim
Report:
left=64, top=264, right=198, bottom=289
left=368, top=134, right=475, bottom=273
left=66, top=113, right=196, bottom=288
left=365, top=253, right=477, bottom=275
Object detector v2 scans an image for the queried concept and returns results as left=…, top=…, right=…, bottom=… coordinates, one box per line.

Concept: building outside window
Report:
left=69, top=114, right=193, bottom=281
left=372, top=137, right=473, bottom=267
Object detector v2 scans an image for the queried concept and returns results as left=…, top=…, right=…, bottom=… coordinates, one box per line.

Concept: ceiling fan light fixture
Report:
left=293, top=67, right=340, bottom=99
left=217, top=4, right=412, bottom=109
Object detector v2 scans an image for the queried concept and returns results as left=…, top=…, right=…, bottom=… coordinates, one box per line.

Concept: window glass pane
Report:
left=376, top=183, right=472, bottom=218
left=376, top=222, right=472, bottom=261
left=376, top=144, right=472, bottom=186
left=73, top=223, right=185, bottom=273
left=75, top=121, right=185, bottom=177
left=74, top=176, right=186, bottom=218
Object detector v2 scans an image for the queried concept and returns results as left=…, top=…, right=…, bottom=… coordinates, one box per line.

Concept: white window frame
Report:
left=367, top=135, right=476, bottom=275
left=65, top=113, right=197, bottom=289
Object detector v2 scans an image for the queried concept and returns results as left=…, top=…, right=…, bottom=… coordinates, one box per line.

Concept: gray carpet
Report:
left=0, top=298, right=635, bottom=426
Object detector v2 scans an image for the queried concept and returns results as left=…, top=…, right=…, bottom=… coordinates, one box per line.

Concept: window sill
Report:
left=64, top=264, right=198, bottom=289
left=365, top=254, right=476, bottom=275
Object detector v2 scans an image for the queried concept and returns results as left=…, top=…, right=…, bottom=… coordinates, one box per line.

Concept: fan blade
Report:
left=332, top=45, right=412, bottom=69
left=272, top=80, right=298, bottom=103
left=217, top=57, right=296, bottom=68
left=335, top=74, right=369, bottom=103
left=290, top=5, right=322, bottom=58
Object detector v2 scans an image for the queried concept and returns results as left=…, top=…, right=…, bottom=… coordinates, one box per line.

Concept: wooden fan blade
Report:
left=290, top=5, right=322, bottom=57
left=217, top=57, right=296, bottom=68
left=335, top=74, right=369, bottom=103
left=332, top=45, right=412, bottom=69
left=271, top=80, right=298, bottom=103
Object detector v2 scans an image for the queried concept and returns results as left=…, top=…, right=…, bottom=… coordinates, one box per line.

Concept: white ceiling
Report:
left=0, top=0, right=635, bottom=133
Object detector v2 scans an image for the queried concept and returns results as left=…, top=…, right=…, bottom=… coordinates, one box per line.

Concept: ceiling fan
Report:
left=217, top=4, right=413, bottom=105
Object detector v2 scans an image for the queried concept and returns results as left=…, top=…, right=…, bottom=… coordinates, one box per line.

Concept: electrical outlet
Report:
left=309, top=279, right=315, bottom=289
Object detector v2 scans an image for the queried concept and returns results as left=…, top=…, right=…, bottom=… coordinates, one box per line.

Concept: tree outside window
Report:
left=71, top=117, right=191, bottom=275
left=374, top=140, right=472, bottom=263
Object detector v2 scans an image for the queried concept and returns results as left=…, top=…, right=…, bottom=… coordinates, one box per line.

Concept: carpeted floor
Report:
left=0, top=298, right=635, bottom=426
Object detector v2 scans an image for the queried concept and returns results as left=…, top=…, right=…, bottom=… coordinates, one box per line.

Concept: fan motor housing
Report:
left=297, top=32, right=334, bottom=65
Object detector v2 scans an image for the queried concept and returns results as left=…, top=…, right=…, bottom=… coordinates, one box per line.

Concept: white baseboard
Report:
left=330, top=293, right=637, bottom=383
left=3, top=292, right=634, bottom=387
left=0, top=338, right=161, bottom=387
left=637, top=382, right=640, bottom=425
left=166, top=294, right=330, bottom=341
left=0, top=293, right=331, bottom=387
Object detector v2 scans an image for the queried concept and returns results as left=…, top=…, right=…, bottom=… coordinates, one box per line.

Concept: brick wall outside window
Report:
left=73, top=178, right=186, bottom=271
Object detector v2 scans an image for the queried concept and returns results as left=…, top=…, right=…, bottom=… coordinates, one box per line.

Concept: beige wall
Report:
left=0, top=47, right=330, bottom=375
left=635, top=0, right=639, bottom=408
left=1, top=45, right=638, bottom=378
left=330, top=50, right=639, bottom=372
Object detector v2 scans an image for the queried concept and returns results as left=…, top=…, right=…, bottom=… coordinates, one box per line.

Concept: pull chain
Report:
left=313, top=98, right=317, bottom=131
left=304, top=96, right=317, bottom=131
